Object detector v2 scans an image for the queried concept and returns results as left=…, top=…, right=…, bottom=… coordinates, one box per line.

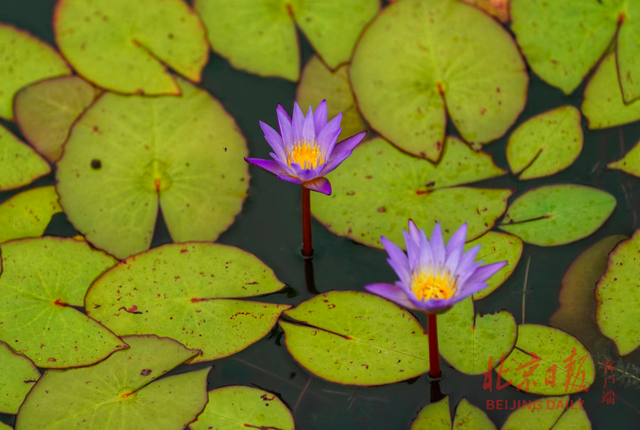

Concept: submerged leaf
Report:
left=0, top=124, right=50, bottom=192
left=0, top=237, right=125, bottom=368
left=54, top=0, right=208, bottom=94
left=350, top=0, right=527, bottom=161
left=0, top=187, right=62, bottom=244
left=280, top=291, right=429, bottom=385
left=194, top=0, right=379, bottom=81
left=86, top=243, right=289, bottom=362
left=511, top=0, right=618, bottom=95
left=466, top=232, right=523, bottom=300
left=297, top=55, right=370, bottom=140
left=412, top=397, right=496, bottom=430
left=500, top=395, right=590, bottom=430
left=439, top=298, right=517, bottom=375
left=312, top=137, right=511, bottom=249
left=506, top=106, right=583, bottom=180
left=15, top=336, right=210, bottom=430
left=550, top=235, right=627, bottom=352
left=190, top=386, right=294, bottom=430
left=582, top=53, right=640, bottom=129
left=499, top=184, right=616, bottom=246
left=595, top=229, right=640, bottom=355
left=0, top=23, right=70, bottom=120
left=499, top=325, right=595, bottom=395
left=608, top=136, right=640, bottom=177
left=14, top=76, right=101, bottom=162
left=56, top=78, right=248, bottom=259
left=0, top=341, right=40, bottom=414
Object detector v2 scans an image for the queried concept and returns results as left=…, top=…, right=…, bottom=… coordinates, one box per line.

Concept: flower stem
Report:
left=301, top=185, right=313, bottom=258
left=428, top=313, right=441, bottom=379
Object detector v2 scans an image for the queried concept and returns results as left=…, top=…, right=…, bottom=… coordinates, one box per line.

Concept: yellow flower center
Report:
left=288, top=140, right=323, bottom=169
left=411, top=269, right=456, bottom=301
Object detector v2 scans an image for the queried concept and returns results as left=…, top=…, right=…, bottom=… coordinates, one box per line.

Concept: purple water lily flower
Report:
left=245, top=101, right=367, bottom=195
left=365, top=220, right=507, bottom=314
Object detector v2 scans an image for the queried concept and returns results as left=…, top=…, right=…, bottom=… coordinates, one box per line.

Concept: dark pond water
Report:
left=1, top=1, right=640, bottom=428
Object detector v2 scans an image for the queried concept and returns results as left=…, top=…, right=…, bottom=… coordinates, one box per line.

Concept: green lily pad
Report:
left=499, top=325, right=595, bottom=395
left=411, top=397, right=496, bottom=430
left=439, top=298, right=517, bottom=375
left=0, top=422, right=10, bottom=430
left=194, top=0, right=379, bottom=81
left=0, top=23, right=70, bottom=120
left=0, top=124, right=50, bottom=192
left=616, top=1, right=640, bottom=103
left=0, top=186, right=62, bottom=244
left=312, top=137, right=511, bottom=249
left=279, top=291, right=429, bottom=385
left=0, top=237, right=126, bottom=368
left=460, top=0, right=511, bottom=22
left=506, top=106, right=583, bottom=180
left=510, top=0, right=618, bottom=95
left=86, top=243, right=290, bottom=362
left=595, top=229, right=640, bottom=355
left=582, top=52, right=640, bottom=129
left=56, top=78, right=248, bottom=259
left=190, top=386, right=294, bottom=430
left=550, top=235, right=627, bottom=351
left=467, top=232, right=523, bottom=300
left=15, top=335, right=210, bottom=430
left=0, top=341, right=40, bottom=414
left=54, top=0, right=208, bottom=94
left=498, top=184, right=616, bottom=246
left=501, top=395, right=590, bottom=430
left=297, top=55, right=370, bottom=140
left=350, top=0, right=527, bottom=161
left=608, top=136, right=640, bottom=177
left=14, top=76, right=101, bottom=162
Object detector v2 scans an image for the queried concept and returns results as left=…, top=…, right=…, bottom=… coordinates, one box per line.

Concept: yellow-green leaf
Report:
left=501, top=395, right=590, bottom=430
left=506, top=106, right=583, bottom=180
left=0, top=341, right=40, bottom=414
left=0, top=187, right=62, bottom=244
left=608, top=136, right=640, bottom=178
left=595, top=229, right=640, bottom=355
left=0, top=124, right=50, bottom=192
left=54, top=0, right=209, bottom=94
left=412, top=397, right=496, bottom=430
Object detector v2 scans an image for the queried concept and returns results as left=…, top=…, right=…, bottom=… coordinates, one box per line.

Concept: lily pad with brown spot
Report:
left=14, top=76, right=101, bottom=162
left=54, top=0, right=209, bottom=94
left=350, top=0, right=527, bottom=161
left=86, top=243, right=290, bottom=363
left=595, top=229, right=640, bottom=356
left=0, top=124, right=50, bottom=192
left=411, top=396, right=496, bottom=430
left=312, top=137, right=512, bottom=249
left=280, top=291, right=430, bottom=385
left=0, top=186, right=62, bottom=244
left=190, top=386, right=295, bottom=430
left=0, top=23, right=70, bottom=120
left=15, top=335, right=210, bottom=430
left=0, top=341, right=40, bottom=414
left=194, top=0, right=379, bottom=81
left=608, top=136, right=640, bottom=178
left=501, top=395, right=591, bottom=430
left=0, top=237, right=125, bottom=368
left=56, top=78, right=248, bottom=259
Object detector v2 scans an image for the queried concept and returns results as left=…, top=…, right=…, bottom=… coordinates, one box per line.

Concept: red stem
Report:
left=428, top=313, right=441, bottom=379
left=301, top=185, right=313, bottom=258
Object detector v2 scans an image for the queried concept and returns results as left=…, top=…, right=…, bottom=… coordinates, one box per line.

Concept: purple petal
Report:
left=303, top=177, right=331, bottom=195
left=317, top=113, right=343, bottom=148
left=408, top=220, right=421, bottom=244
left=456, top=282, right=490, bottom=300
left=429, top=223, right=446, bottom=269
left=403, top=229, right=421, bottom=270
left=418, top=228, right=434, bottom=271
left=444, top=223, right=468, bottom=275
left=381, top=236, right=411, bottom=286
left=321, top=131, right=366, bottom=174
left=455, top=245, right=482, bottom=286
left=463, top=261, right=507, bottom=286
left=290, top=162, right=319, bottom=182
left=302, top=106, right=316, bottom=143
left=276, top=105, right=293, bottom=147
left=292, top=102, right=305, bottom=142
left=245, top=158, right=285, bottom=176
left=259, top=121, right=286, bottom=160
left=276, top=173, right=303, bottom=184
left=365, top=283, right=417, bottom=310
left=313, top=100, right=328, bottom=134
